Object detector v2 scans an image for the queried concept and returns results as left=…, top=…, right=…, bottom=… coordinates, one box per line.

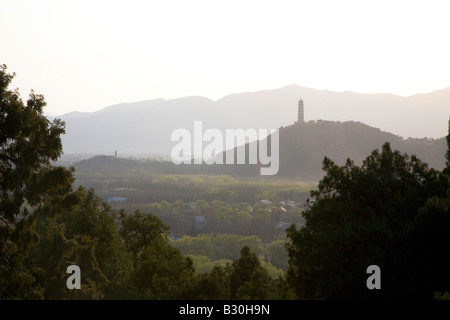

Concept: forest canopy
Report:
left=1, top=64, right=449, bottom=300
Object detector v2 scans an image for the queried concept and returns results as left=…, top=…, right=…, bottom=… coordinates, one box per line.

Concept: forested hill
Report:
left=273, top=120, right=446, bottom=180
left=72, top=120, right=446, bottom=182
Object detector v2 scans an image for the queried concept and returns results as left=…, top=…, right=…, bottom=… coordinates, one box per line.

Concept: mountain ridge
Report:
left=58, top=84, right=449, bottom=157
left=57, top=84, right=450, bottom=117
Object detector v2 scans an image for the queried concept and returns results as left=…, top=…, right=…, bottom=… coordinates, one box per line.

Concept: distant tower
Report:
left=297, top=99, right=304, bottom=124
left=115, top=150, right=117, bottom=158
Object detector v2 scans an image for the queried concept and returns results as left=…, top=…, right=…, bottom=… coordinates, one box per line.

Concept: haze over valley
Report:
left=57, top=84, right=449, bottom=178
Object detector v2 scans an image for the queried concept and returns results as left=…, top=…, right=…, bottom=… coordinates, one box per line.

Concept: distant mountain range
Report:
left=57, top=84, right=449, bottom=158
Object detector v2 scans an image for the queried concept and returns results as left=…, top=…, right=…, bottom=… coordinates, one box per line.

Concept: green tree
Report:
left=0, top=64, right=78, bottom=299
left=187, top=255, right=231, bottom=275
left=214, top=207, right=236, bottom=223
left=229, top=246, right=273, bottom=299
left=236, top=210, right=252, bottom=222
left=286, top=142, right=448, bottom=299
left=29, top=187, right=134, bottom=299
left=195, top=199, right=209, bottom=211
left=119, top=210, right=169, bottom=260
left=266, top=239, right=289, bottom=270
left=120, top=210, right=196, bottom=299
left=59, top=189, right=131, bottom=298
left=0, top=64, right=76, bottom=224
left=253, top=208, right=271, bottom=224
left=236, top=235, right=264, bottom=258
left=412, top=118, right=450, bottom=297
left=189, top=265, right=232, bottom=300
left=131, top=243, right=195, bottom=299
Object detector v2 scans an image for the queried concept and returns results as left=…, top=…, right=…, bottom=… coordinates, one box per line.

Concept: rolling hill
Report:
left=72, top=120, right=446, bottom=182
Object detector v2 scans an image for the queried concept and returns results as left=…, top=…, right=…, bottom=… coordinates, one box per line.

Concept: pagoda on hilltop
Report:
left=297, top=99, right=304, bottom=124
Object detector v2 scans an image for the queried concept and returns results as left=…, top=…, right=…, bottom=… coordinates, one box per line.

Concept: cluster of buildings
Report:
left=259, top=199, right=314, bottom=212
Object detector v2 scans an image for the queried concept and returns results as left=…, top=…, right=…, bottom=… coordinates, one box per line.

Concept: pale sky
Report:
left=1, top=0, right=450, bottom=115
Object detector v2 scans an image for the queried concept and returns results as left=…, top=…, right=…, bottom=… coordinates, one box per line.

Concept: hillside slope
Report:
left=71, top=120, right=446, bottom=182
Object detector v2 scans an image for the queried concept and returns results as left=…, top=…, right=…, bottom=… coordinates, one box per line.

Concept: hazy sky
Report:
left=2, top=0, right=450, bottom=115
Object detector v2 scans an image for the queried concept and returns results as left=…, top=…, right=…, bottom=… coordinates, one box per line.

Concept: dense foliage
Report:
left=286, top=138, right=450, bottom=299
left=1, top=65, right=449, bottom=300
left=0, top=65, right=290, bottom=300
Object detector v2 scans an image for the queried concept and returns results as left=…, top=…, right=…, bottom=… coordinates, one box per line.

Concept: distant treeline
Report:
left=172, top=233, right=288, bottom=277
left=72, top=159, right=312, bottom=204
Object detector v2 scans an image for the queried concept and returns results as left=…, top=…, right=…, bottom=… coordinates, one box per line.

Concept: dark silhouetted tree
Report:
left=0, top=64, right=78, bottom=299
left=287, top=141, right=449, bottom=299
left=229, top=246, right=274, bottom=299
